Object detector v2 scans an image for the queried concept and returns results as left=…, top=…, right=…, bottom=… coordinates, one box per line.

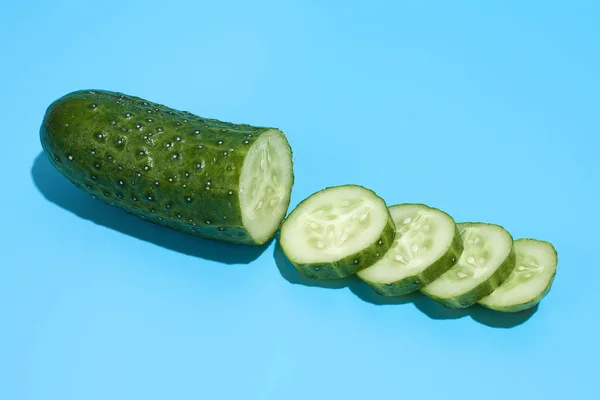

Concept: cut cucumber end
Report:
left=280, top=185, right=395, bottom=279
left=479, top=239, right=557, bottom=312
left=421, top=222, right=515, bottom=308
left=239, top=129, right=293, bottom=245
left=357, top=204, right=463, bottom=296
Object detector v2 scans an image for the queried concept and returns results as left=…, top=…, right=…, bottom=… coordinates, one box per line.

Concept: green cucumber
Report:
left=279, top=185, right=395, bottom=279
left=421, top=223, right=516, bottom=308
left=479, top=239, right=557, bottom=312
left=40, top=89, right=294, bottom=245
left=357, top=204, right=463, bottom=296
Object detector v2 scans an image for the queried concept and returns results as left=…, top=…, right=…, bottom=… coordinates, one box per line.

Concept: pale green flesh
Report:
left=357, top=204, right=455, bottom=284
left=422, top=223, right=512, bottom=299
left=479, top=239, right=557, bottom=309
left=239, top=129, right=293, bottom=244
left=280, top=186, right=389, bottom=265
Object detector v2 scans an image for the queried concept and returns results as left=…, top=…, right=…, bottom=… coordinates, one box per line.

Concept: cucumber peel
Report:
left=421, top=222, right=516, bottom=308
left=479, top=239, right=557, bottom=312
left=279, top=185, right=395, bottom=279
left=357, top=204, right=463, bottom=296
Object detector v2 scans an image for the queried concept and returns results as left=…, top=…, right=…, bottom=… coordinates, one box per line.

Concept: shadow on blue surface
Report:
left=31, top=152, right=269, bottom=264
left=273, top=242, right=538, bottom=328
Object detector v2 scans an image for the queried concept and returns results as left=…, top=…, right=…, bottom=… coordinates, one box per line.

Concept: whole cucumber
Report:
left=40, top=90, right=294, bottom=245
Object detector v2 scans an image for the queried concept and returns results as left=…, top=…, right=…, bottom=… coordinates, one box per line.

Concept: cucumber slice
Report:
left=421, top=223, right=516, bottom=308
left=279, top=185, right=395, bottom=279
left=479, top=239, right=557, bottom=312
left=356, top=204, right=463, bottom=296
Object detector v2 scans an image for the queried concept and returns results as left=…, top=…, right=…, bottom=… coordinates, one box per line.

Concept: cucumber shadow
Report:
left=31, top=152, right=268, bottom=264
left=411, top=296, right=537, bottom=328
left=469, top=304, right=538, bottom=328
left=274, top=241, right=537, bottom=328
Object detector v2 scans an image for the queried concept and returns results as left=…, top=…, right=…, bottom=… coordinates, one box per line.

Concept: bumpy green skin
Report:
left=363, top=220, right=464, bottom=296
left=422, top=223, right=517, bottom=309
left=479, top=239, right=558, bottom=313
left=40, top=89, right=292, bottom=245
left=281, top=186, right=396, bottom=280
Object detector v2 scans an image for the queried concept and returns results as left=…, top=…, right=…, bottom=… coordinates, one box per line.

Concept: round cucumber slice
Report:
left=421, top=222, right=516, bottom=308
left=356, top=204, right=463, bottom=296
left=279, top=185, right=395, bottom=279
left=479, top=239, right=557, bottom=312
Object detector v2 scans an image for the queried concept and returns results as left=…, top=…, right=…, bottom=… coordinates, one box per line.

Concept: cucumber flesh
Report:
left=239, top=129, right=294, bottom=244
left=357, top=204, right=463, bottom=296
left=279, top=185, right=395, bottom=279
left=421, top=223, right=516, bottom=308
left=479, top=239, right=557, bottom=312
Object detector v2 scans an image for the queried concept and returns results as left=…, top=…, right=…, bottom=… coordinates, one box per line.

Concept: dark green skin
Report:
left=364, top=220, right=464, bottom=297
left=40, top=89, right=290, bottom=245
left=422, top=223, right=517, bottom=309
left=281, top=185, right=397, bottom=280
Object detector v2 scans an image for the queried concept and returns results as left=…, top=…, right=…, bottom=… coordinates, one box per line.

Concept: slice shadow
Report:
left=274, top=241, right=538, bottom=328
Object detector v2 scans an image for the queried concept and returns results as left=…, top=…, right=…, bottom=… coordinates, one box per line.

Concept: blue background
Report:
left=1, top=1, right=598, bottom=399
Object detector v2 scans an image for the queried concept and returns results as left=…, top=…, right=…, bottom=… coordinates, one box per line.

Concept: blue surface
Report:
left=1, top=1, right=599, bottom=399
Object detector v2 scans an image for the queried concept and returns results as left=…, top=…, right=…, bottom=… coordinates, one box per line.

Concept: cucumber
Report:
left=356, top=204, right=463, bottom=296
left=421, top=223, right=516, bottom=308
left=479, top=239, right=557, bottom=312
left=279, top=185, right=395, bottom=279
left=40, top=89, right=294, bottom=245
